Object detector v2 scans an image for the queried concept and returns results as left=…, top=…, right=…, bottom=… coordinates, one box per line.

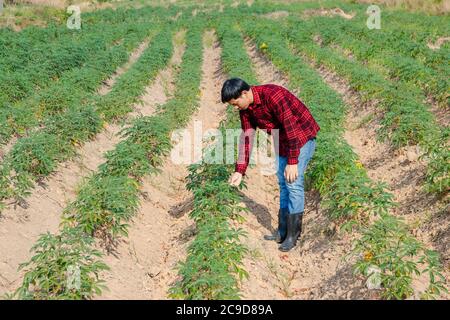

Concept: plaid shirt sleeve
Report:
left=235, top=110, right=256, bottom=175
left=270, top=91, right=302, bottom=165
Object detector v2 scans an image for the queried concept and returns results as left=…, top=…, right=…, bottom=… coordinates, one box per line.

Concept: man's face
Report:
left=228, top=90, right=251, bottom=111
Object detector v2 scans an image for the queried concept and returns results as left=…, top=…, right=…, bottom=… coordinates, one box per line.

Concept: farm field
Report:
left=0, top=0, right=448, bottom=300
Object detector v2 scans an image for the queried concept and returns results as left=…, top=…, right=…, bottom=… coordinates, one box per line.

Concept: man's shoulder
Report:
left=256, top=84, right=289, bottom=101
left=256, top=83, right=287, bottom=92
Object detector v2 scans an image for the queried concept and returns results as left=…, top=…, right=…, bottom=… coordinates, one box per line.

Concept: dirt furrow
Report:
left=236, top=38, right=369, bottom=300
left=0, top=34, right=184, bottom=297
left=298, top=48, right=449, bottom=297
left=98, top=38, right=151, bottom=96
left=0, top=137, right=17, bottom=163
left=96, top=30, right=227, bottom=299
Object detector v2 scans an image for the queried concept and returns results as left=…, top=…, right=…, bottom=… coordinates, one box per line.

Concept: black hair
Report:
left=221, top=78, right=250, bottom=103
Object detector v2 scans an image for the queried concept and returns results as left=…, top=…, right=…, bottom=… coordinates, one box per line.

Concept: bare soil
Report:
left=96, top=30, right=228, bottom=299
left=0, top=33, right=174, bottom=297
left=1, top=21, right=447, bottom=300
left=301, top=8, right=356, bottom=20
left=427, top=36, right=450, bottom=50
left=236, top=37, right=373, bottom=300
left=301, top=46, right=449, bottom=298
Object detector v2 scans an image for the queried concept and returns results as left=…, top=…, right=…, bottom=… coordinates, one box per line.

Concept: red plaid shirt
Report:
left=235, top=84, right=320, bottom=175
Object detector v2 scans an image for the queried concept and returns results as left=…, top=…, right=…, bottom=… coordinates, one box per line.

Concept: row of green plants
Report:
left=61, top=23, right=180, bottom=241
left=365, top=11, right=450, bottom=63
left=0, top=7, right=151, bottom=106
left=0, top=5, right=175, bottom=72
left=3, top=3, right=446, bottom=300
left=239, top=16, right=447, bottom=299
left=0, top=8, right=176, bottom=146
left=169, top=17, right=255, bottom=300
left=0, top=25, right=144, bottom=144
left=0, top=4, right=198, bottom=211
left=385, top=10, right=449, bottom=34
left=283, top=16, right=439, bottom=147
left=243, top=0, right=355, bottom=14
left=346, top=5, right=448, bottom=81
left=0, top=22, right=83, bottom=73
left=0, top=23, right=128, bottom=109
left=240, top=17, right=393, bottom=227
left=352, top=16, right=448, bottom=77
left=242, top=0, right=449, bottom=75
left=352, top=214, right=447, bottom=300
left=11, top=20, right=205, bottom=300
left=280, top=15, right=448, bottom=196
left=0, top=22, right=173, bottom=211
left=305, top=16, right=449, bottom=109
left=301, top=16, right=449, bottom=196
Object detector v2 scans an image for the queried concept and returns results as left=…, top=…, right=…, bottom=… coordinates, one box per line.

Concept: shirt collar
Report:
left=248, top=85, right=261, bottom=110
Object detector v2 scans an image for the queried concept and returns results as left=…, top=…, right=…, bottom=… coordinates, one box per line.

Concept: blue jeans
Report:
left=276, top=138, right=316, bottom=215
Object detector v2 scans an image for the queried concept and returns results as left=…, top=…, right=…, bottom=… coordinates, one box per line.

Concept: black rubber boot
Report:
left=279, top=213, right=303, bottom=252
left=264, top=208, right=288, bottom=243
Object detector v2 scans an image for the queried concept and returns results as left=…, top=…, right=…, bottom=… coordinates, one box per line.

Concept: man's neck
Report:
left=249, top=86, right=254, bottom=105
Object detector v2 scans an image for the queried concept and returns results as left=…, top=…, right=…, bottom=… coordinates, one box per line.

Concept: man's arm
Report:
left=235, top=110, right=256, bottom=176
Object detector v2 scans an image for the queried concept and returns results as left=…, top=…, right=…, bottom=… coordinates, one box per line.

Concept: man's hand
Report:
left=229, top=172, right=243, bottom=187
left=284, top=164, right=298, bottom=183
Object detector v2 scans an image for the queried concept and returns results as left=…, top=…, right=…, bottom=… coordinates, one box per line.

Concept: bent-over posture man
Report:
left=221, top=78, right=320, bottom=252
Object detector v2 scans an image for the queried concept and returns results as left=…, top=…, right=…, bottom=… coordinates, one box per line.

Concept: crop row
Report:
left=0, top=24, right=126, bottom=109
left=365, top=7, right=449, bottom=82
left=280, top=15, right=448, bottom=196
left=0, top=6, right=172, bottom=107
left=0, top=21, right=172, bottom=211
left=239, top=16, right=446, bottom=299
left=0, top=6, right=176, bottom=72
left=305, top=17, right=448, bottom=109
left=240, top=16, right=391, bottom=230
left=283, top=15, right=439, bottom=147
left=239, top=0, right=449, bottom=76
left=0, top=24, right=147, bottom=144
left=168, top=16, right=257, bottom=300
left=11, top=19, right=205, bottom=300
left=0, top=6, right=179, bottom=146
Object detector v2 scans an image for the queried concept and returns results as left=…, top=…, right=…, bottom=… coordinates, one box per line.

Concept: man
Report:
left=221, top=78, right=320, bottom=252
